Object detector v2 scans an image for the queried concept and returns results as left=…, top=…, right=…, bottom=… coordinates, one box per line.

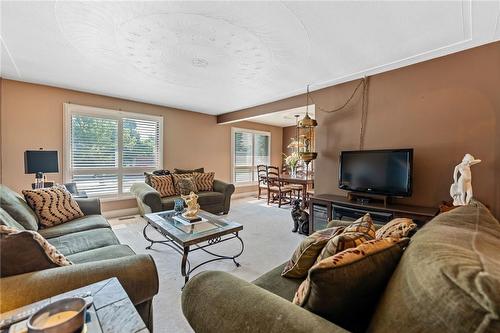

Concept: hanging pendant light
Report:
left=298, top=85, right=318, bottom=163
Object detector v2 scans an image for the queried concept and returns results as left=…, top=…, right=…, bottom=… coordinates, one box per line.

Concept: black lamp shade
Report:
left=25, top=150, right=59, bottom=174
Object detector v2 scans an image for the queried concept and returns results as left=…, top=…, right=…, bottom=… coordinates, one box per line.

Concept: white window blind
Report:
left=232, top=128, right=270, bottom=184
left=64, top=104, right=163, bottom=197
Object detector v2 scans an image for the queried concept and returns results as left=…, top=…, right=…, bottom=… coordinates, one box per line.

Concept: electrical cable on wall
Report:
left=307, top=77, right=370, bottom=150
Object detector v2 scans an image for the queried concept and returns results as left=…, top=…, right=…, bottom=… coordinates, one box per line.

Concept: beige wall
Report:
left=0, top=79, right=282, bottom=210
left=217, top=42, right=500, bottom=217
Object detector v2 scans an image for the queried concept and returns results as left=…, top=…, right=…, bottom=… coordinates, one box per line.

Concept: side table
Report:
left=0, top=278, right=148, bottom=333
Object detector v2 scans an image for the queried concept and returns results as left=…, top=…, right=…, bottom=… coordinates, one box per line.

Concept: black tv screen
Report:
left=339, top=149, right=413, bottom=197
left=25, top=150, right=59, bottom=174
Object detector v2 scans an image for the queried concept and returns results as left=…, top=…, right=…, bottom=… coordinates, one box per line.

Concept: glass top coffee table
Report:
left=143, top=210, right=244, bottom=285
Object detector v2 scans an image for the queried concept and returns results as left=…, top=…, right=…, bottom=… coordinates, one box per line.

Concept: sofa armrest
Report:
left=0, top=254, right=159, bottom=313
left=182, top=271, right=349, bottom=333
left=213, top=180, right=235, bottom=214
left=75, top=197, right=101, bottom=216
left=130, top=183, right=162, bottom=216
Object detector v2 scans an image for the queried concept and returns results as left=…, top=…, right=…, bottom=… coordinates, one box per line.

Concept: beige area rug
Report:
left=109, top=197, right=304, bottom=333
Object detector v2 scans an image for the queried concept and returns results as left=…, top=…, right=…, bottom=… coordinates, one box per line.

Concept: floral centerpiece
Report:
left=283, top=152, right=301, bottom=176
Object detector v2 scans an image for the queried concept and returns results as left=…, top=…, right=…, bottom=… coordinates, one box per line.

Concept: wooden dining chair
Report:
left=257, top=165, right=268, bottom=199
left=266, top=166, right=292, bottom=207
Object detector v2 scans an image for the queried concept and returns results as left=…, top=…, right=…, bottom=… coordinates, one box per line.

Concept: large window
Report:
left=232, top=128, right=270, bottom=184
left=64, top=104, right=163, bottom=197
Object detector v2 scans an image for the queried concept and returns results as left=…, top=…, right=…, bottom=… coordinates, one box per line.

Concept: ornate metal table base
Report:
left=143, top=223, right=244, bottom=285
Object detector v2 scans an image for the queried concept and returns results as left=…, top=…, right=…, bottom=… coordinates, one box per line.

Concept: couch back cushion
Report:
left=369, top=200, right=500, bottom=333
left=0, top=225, right=72, bottom=277
left=0, top=185, right=39, bottom=230
left=0, top=208, right=25, bottom=230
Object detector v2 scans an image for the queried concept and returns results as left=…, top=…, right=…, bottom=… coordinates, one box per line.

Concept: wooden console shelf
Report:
left=309, top=194, right=439, bottom=234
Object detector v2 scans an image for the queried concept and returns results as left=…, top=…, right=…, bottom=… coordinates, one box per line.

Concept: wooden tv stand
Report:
left=309, top=194, right=439, bottom=234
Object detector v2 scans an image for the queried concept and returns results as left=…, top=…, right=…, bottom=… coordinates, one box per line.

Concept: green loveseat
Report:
left=131, top=180, right=235, bottom=216
left=181, top=200, right=500, bottom=333
left=0, top=185, right=159, bottom=331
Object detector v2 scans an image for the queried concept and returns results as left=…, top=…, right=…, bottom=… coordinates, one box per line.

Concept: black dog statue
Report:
left=291, top=199, right=309, bottom=235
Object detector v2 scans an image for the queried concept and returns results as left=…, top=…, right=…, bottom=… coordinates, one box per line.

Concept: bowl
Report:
left=27, top=297, right=86, bottom=333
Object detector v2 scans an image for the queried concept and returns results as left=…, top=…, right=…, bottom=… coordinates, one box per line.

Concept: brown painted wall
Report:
left=282, top=126, right=296, bottom=155
left=221, top=42, right=500, bottom=217
left=0, top=80, right=283, bottom=210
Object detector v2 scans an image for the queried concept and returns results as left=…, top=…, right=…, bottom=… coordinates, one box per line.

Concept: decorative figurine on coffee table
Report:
left=450, top=153, right=481, bottom=206
left=291, top=199, right=309, bottom=235
left=174, top=198, right=185, bottom=214
left=181, top=191, right=200, bottom=220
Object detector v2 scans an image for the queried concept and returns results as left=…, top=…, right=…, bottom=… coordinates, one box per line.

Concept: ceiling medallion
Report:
left=191, top=58, right=209, bottom=68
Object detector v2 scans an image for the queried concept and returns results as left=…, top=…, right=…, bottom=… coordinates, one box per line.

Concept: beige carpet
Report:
left=109, top=197, right=304, bottom=333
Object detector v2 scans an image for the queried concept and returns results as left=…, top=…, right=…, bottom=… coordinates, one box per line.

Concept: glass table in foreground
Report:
left=143, top=210, right=244, bottom=285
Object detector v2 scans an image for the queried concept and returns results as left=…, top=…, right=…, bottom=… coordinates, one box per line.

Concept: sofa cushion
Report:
left=375, top=218, right=416, bottom=239
left=197, top=191, right=225, bottom=205
left=47, top=228, right=120, bottom=256
left=294, top=237, right=409, bottom=333
left=281, top=226, right=345, bottom=278
left=38, top=215, right=110, bottom=239
left=161, top=195, right=182, bottom=210
left=0, top=208, right=25, bottom=230
left=22, top=185, right=84, bottom=228
left=0, top=185, right=39, bottom=230
left=369, top=200, right=500, bottom=333
left=253, top=262, right=303, bottom=301
left=67, top=244, right=135, bottom=264
left=174, top=167, right=204, bottom=174
left=1, top=225, right=72, bottom=277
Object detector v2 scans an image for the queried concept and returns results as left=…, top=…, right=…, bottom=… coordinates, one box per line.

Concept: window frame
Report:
left=231, top=127, right=271, bottom=187
left=63, top=103, right=163, bottom=198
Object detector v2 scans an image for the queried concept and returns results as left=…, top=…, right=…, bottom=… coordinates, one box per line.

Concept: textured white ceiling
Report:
left=1, top=1, right=499, bottom=115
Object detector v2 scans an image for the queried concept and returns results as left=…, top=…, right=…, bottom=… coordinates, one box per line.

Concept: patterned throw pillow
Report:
left=376, top=218, right=417, bottom=239
left=343, top=213, right=376, bottom=235
left=150, top=175, right=176, bottom=197
left=22, top=186, right=84, bottom=228
left=177, top=177, right=198, bottom=195
left=193, top=172, right=215, bottom=191
left=293, top=237, right=410, bottom=332
left=0, top=225, right=72, bottom=277
left=281, top=226, right=345, bottom=278
left=316, top=213, right=376, bottom=262
left=316, top=231, right=375, bottom=262
left=172, top=173, right=195, bottom=194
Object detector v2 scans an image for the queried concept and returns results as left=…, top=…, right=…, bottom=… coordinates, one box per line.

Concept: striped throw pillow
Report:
left=22, top=185, right=84, bottom=228
left=194, top=172, right=215, bottom=191
left=150, top=175, right=176, bottom=197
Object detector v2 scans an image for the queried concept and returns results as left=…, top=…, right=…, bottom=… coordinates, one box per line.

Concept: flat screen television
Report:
left=24, top=150, right=59, bottom=174
left=338, top=149, right=413, bottom=197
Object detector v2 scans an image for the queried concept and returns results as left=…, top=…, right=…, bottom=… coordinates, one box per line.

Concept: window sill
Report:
left=94, top=195, right=135, bottom=202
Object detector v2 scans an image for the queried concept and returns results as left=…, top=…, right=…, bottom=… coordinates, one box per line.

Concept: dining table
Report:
left=279, top=173, right=314, bottom=205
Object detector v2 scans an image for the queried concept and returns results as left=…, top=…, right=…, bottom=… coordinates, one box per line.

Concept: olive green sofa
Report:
left=131, top=180, right=235, bottom=216
left=0, top=185, right=159, bottom=331
left=182, top=200, right=500, bottom=333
